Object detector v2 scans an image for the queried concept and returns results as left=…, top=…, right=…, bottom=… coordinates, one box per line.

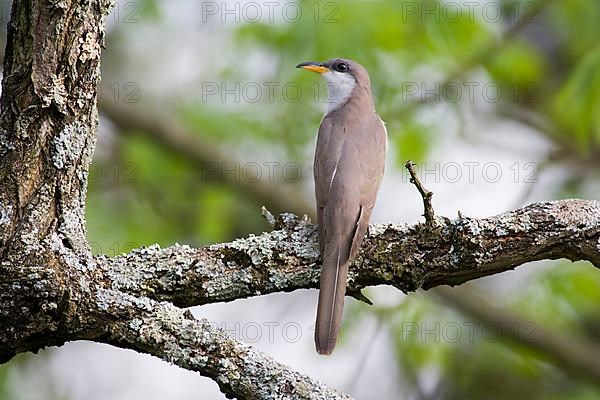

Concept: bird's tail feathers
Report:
left=315, top=247, right=349, bottom=355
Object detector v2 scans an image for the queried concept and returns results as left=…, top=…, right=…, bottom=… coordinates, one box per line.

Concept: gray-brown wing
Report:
left=349, top=113, right=386, bottom=258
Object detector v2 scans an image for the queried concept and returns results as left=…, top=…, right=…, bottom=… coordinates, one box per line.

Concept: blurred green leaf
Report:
left=394, top=121, right=430, bottom=164
left=487, top=40, right=546, bottom=85
left=139, top=0, right=161, bottom=20
left=553, top=46, right=600, bottom=151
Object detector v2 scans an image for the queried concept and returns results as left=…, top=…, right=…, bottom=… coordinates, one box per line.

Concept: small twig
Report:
left=347, top=288, right=373, bottom=306
left=261, top=206, right=276, bottom=227
left=405, top=161, right=435, bottom=225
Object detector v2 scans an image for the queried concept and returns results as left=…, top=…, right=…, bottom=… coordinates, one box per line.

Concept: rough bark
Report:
left=98, top=200, right=600, bottom=307
left=1, top=1, right=600, bottom=400
left=96, top=289, right=351, bottom=400
left=0, top=0, right=111, bottom=361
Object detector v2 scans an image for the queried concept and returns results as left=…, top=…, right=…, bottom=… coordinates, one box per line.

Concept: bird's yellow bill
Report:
left=301, top=65, right=328, bottom=74
left=297, top=63, right=329, bottom=74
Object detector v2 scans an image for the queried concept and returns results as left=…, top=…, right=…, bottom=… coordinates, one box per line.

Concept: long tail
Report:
left=315, top=247, right=350, bottom=355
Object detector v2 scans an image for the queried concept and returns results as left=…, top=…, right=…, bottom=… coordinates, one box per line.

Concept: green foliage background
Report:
left=5, top=0, right=600, bottom=399
left=84, top=1, right=600, bottom=398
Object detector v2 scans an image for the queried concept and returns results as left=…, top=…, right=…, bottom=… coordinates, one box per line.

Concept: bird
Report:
left=297, top=58, right=386, bottom=355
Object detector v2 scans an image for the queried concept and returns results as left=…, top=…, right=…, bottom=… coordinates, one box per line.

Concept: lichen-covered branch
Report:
left=95, top=289, right=351, bottom=400
left=98, top=199, right=600, bottom=308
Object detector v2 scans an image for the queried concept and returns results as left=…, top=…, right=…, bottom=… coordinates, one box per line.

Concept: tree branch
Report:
left=98, top=199, right=600, bottom=308
left=95, top=289, right=351, bottom=400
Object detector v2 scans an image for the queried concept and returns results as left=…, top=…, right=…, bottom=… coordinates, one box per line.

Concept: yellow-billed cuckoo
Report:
left=297, top=58, right=386, bottom=355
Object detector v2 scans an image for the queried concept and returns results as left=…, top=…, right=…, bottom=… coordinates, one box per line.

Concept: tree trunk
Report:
left=0, top=0, right=111, bottom=362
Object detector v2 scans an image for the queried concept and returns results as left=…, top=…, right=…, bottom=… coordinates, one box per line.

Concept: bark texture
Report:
left=98, top=201, right=600, bottom=308
left=0, top=0, right=111, bottom=361
left=1, top=1, right=600, bottom=400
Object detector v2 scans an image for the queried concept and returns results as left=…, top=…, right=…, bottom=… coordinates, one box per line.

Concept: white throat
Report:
left=322, top=71, right=356, bottom=114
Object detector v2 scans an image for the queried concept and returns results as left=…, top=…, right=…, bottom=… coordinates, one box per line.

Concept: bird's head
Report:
left=296, top=58, right=371, bottom=112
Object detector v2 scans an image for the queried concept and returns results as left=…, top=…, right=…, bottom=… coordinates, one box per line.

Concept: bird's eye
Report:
left=335, top=62, right=349, bottom=72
